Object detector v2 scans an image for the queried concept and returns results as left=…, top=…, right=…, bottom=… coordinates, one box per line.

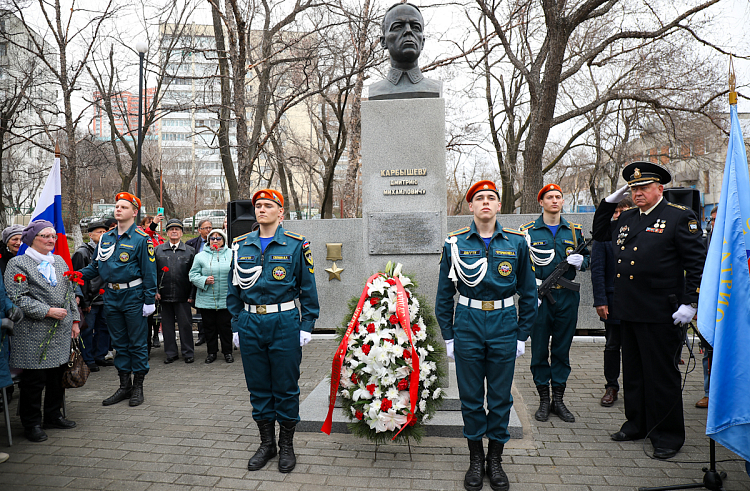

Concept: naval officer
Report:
left=592, top=161, right=706, bottom=459
left=436, top=180, right=537, bottom=491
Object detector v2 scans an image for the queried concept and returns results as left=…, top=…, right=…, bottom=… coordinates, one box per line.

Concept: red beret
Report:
left=116, top=192, right=141, bottom=211
left=466, top=180, right=499, bottom=203
left=252, top=189, right=284, bottom=207
left=537, top=184, right=562, bottom=202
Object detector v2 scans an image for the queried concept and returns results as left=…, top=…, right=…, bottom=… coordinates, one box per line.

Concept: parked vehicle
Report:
left=183, top=209, right=226, bottom=230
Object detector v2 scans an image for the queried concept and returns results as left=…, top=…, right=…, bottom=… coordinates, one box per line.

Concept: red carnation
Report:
left=408, top=418, right=416, bottom=426
left=366, top=384, right=376, bottom=395
left=362, top=344, right=371, bottom=355
left=384, top=338, right=395, bottom=344
left=403, top=349, right=411, bottom=359
left=366, top=323, right=375, bottom=333
left=211, top=243, right=220, bottom=250
left=412, top=323, right=421, bottom=333
left=389, top=314, right=398, bottom=325
left=13, top=273, right=26, bottom=283
left=380, top=398, right=392, bottom=411
left=63, top=271, right=73, bottom=278
left=161, top=266, right=169, bottom=272
left=75, top=279, right=84, bottom=286
left=397, top=378, right=409, bottom=391
left=386, top=278, right=396, bottom=286
left=350, top=373, right=358, bottom=384
left=355, top=410, right=364, bottom=420
left=369, top=298, right=378, bottom=305
left=99, top=289, right=105, bottom=295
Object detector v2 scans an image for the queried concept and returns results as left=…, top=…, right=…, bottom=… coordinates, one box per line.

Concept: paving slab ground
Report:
left=1, top=338, right=749, bottom=490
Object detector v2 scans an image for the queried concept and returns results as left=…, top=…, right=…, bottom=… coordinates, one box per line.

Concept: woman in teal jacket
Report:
left=189, top=229, right=234, bottom=363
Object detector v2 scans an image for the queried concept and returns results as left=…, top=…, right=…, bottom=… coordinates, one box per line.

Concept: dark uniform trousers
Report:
left=620, top=320, right=685, bottom=449
left=105, top=286, right=149, bottom=374
left=530, top=288, right=579, bottom=388
left=603, top=320, right=621, bottom=390
left=161, top=302, right=194, bottom=359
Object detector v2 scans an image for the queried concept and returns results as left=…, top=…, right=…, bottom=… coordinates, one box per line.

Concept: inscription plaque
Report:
left=367, top=211, right=442, bottom=255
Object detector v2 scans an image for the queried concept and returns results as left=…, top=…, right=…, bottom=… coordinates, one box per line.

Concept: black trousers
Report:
left=161, top=302, right=194, bottom=358
left=619, top=320, right=685, bottom=451
left=199, top=308, right=233, bottom=355
left=603, top=321, right=621, bottom=389
left=19, top=365, right=66, bottom=428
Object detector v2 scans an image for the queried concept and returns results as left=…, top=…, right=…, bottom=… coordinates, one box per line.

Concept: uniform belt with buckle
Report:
left=244, top=300, right=296, bottom=314
left=458, top=295, right=514, bottom=311
left=108, top=278, right=143, bottom=290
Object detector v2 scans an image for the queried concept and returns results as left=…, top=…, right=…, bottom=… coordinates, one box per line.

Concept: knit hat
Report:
left=21, top=220, right=55, bottom=247
left=207, top=229, right=228, bottom=248
left=2, top=224, right=24, bottom=243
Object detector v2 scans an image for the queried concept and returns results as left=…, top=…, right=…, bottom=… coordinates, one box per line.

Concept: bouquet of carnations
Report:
left=322, top=262, right=444, bottom=443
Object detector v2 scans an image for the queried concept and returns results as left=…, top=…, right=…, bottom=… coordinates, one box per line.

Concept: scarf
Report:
left=25, top=247, right=58, bottom=286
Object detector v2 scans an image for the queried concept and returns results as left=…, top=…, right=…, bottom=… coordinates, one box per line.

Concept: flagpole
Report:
left=136, top=41, right=148, bottom=222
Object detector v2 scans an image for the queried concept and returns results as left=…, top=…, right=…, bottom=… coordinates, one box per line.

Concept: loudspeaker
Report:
left=663, top=187, right=701, bottom=216
left=227, top=200, right=257, bottom=242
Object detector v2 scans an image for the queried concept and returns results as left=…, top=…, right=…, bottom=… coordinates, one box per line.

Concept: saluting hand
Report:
left=605, top=184, right=630, bottom=204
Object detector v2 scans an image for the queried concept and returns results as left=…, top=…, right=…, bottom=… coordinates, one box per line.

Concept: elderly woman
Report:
left=189, top=229, right=233, bottom=364
left=4, top=220, right=80, bottom=443
left=0, top=224, right=24, bottom=275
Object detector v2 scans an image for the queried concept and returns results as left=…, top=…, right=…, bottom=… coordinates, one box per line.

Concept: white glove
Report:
left=445, top=339, right=454, bottom=360
left=233, top=332, right=240, bottom=348
left=566, top=253, right=584, bottom=270
left=142, top=304, right=155, bottom=317
left=516, top=340, right=525, bottom=358
left=300, top=331, right=312, bottom=347
left=672, top=304, right=697, bottom=325
left=538, top=298, right=542, bottom=307
left=605, top=184, right=630, bottom=203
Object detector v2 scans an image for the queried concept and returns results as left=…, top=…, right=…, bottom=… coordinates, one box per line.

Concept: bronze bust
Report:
left=368, top=2, right=442, bottom=101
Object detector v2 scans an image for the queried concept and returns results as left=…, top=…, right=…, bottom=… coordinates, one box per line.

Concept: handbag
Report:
left=62, top=338, right=90, bottom=389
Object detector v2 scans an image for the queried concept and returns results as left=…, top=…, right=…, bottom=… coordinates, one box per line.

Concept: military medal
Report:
left=617, top=224, right=629, bottom=245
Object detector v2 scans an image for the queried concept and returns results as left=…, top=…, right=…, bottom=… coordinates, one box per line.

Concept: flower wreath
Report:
left=322, top=262, right=445, bottom=444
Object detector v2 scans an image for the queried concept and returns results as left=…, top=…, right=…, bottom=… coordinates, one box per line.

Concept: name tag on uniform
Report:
left=459, top=250, right=481, bottom=257
left=532, top=241, right=547, bottom=246
left=101, top=241, right=113, bottom=247
left=269, top=254, right=291, bottom=262
left=239, top=256, right=256, bottom=261
left=120, top=244, right=134, bottom=249
left=562, top=240, right=574, bottom=245
left=494, top=250, right=516, bottom=257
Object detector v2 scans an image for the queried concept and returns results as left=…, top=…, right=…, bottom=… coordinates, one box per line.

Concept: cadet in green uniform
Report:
left=226, top=188, right=319, bottom=474
left=520, top=184, right=589, bottom=423
left=79, top=192, right=157, bottom=407
left=436, top=180, right=537, bottom=491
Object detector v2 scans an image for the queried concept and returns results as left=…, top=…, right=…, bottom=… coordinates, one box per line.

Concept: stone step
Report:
left=298, top=362, right=523, bottom=439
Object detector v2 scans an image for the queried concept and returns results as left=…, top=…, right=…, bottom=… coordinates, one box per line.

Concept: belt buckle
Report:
left=256, top=305, right=267, bottom=315
left=112, top=284, right=120, bottom=291
left=481, top=301, right=494, bottom=311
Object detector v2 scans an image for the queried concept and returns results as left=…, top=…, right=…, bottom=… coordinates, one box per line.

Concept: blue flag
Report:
left=697, top=104, right=750, bottom=463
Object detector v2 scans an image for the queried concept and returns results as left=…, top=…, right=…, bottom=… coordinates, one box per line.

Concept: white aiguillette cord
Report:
left=96, top=242, right=116, bottom=261
left=231, top=243, right=262, bottom=290
left=446, top=236, right=487, bottom=287
left=525, top=231, right=555, bottom=266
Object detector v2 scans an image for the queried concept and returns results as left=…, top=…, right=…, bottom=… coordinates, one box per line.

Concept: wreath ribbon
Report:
left=391, top=275, right=420, bottom=439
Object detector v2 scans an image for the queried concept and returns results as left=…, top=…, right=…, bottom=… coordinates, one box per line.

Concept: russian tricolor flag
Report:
left=18, top=149, right=73, bottom=269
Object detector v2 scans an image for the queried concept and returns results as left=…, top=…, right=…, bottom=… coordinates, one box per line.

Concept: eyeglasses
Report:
left=208, top=237, right=223, bottom=241
left=37, top=234, right=57, bottom=240
left=200, top=226, right=212, bottom=230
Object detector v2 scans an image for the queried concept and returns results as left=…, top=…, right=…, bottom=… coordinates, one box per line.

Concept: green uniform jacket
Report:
left=520, top=215, right=590, bottom=281
left=435, top=220, right=538, bottom=341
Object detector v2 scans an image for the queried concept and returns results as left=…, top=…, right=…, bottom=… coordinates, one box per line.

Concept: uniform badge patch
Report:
left=119, top=252, right=130, bottom=262
left=272, top=266, right=287, bottom=280
left=565, top=246, right=574, bottom=256
left=688, top=220, right=699, bottom=234
left=304, top=247, right=314, bottom=267
left=147, top=244, right=155, bottom=256
left=498, top=261, right=512, bottom=276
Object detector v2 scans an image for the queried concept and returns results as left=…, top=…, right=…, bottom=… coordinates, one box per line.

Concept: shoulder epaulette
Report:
left=448, top=227, right=470, bottom=237
left=624, top=206, right=637, bottom=212
left=284, top=231, right=305, bottom=241
left=519, top=221, right=535, bottom=231
left=233, top=232, right=251, bottom=243
left=503, top=227, right=525, bottom=236
left=667, top=202, right=688, bottom=211
left=135, top=228, right=149, bottom=237
left=570, top=222, right=582, bottom=229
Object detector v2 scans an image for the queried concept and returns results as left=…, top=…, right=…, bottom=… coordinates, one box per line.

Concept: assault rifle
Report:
left=537, top=235, right=592, bottom=305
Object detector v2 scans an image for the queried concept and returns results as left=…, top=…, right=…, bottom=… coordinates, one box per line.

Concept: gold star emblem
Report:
left=325, top=262, right=344, bottom=281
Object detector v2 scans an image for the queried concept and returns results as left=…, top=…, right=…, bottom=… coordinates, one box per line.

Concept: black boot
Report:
left=277, top=421, right=297, bottom=473
left=247, top=420, right=277, bottom=471
left=129, top=372, right=145, bottom=407
left=551, top=386, right=575, bottom=422
left=102, top=371, right=132, bottom=406
left=534, top=385, right=551, bottom=422
left=464, top=439, right=485, bottom=491
left=486, top=440, right=509, bottom=491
